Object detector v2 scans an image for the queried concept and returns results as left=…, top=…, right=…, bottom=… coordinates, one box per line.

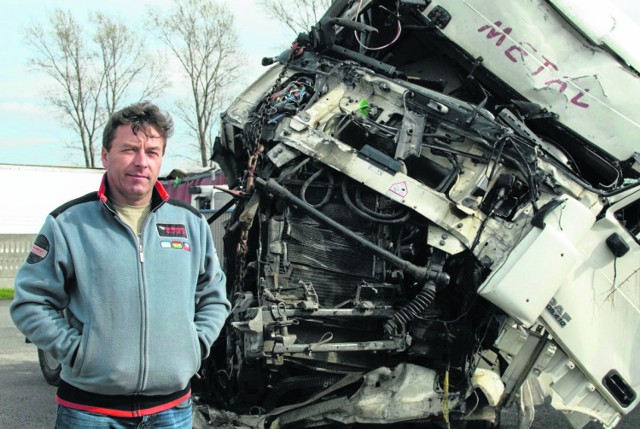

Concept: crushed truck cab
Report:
left=201, top=1, right=640, bottom=428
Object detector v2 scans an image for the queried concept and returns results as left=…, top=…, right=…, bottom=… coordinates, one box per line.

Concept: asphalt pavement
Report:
left=0, top=299, right=637, bottom=429
left=0, top=300, right=57, bottom=428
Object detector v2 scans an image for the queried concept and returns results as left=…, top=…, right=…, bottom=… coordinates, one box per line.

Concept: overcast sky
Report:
left=0, top=0, right=293, bottom=175
left=0, top=0, right=638, bottom=176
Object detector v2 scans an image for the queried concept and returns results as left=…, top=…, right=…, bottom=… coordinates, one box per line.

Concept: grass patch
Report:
left=0, top=288, right=14, bottom=300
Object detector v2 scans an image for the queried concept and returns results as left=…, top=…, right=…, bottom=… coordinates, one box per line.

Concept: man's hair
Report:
left=102, top=101, right=174, bottom=152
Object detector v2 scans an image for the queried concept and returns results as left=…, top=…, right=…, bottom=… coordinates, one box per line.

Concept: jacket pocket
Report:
left=71, top=322, right=91, bottom=377
left=190, top=322, right=201, bottom=371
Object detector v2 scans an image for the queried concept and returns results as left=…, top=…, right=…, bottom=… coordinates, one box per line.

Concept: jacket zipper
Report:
left=138, top=239, right=145, bottom=263
left=137, top=224, right=148, bottom=394
left=102, top=198, right=163, bottom=396
left=107, top=203, right=149, bottom=394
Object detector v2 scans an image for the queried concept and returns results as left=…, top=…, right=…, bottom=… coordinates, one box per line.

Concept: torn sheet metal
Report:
left=432, top=0, right=640, bottom=160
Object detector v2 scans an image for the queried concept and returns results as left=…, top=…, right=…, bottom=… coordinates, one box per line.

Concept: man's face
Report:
left=101, top=124, right=164, bottom=206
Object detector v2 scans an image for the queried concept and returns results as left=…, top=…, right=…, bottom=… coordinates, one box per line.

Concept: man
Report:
left=10, top=101, right=231, bottom=428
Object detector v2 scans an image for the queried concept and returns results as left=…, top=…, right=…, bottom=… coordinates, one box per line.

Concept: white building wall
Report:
left=0, top=164, right=105, bottom=287
left=0, top=164, right=105, bottom=234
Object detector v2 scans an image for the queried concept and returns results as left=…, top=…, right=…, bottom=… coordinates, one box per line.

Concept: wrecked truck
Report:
left=199, top=0, right=640, bottom=428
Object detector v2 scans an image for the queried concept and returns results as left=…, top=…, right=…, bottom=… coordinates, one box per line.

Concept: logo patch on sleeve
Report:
left=156, top=223, right=188, bottom=238
left=27, top=235, right=50, bottom=264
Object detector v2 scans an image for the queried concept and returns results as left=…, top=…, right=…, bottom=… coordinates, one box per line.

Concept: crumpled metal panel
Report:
left=432, top=0, right=640, bottom=161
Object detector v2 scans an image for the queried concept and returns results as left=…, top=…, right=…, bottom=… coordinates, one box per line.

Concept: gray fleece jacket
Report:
left=10, top=177, right=231, bottom=397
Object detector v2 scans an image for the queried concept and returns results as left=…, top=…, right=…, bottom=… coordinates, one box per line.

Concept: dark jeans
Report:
left=54, top=398, right=192, bottom=429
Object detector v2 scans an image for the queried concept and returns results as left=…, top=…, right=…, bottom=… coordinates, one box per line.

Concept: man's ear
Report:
left=101, top=147, right=109, bottom=168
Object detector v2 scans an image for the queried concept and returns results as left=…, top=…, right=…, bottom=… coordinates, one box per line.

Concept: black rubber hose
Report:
left=355, top=184, right=407, bottom=220
left=341, top=180, right=411, bottom=225
left=384, top=281, right=437, bottom=335
left=300, top=167, right=334, bottom=208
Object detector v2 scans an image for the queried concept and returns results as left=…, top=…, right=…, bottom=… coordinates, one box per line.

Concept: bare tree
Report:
left=25, top=10, right=168, bottom=168
left=258, top=0, right=332, bottom=35
left=92, top=13, right=168, bottom=118
left=26, top=10, right=99, bottom=167
left=149, top=0, right=244, bottom=167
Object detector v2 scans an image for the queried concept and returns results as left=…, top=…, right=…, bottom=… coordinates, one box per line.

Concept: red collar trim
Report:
left=98, top=174, right=108, bottom=203
left=97, top=174, right=170, bottom=205
left=154, top=180, right=170, bottom=202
